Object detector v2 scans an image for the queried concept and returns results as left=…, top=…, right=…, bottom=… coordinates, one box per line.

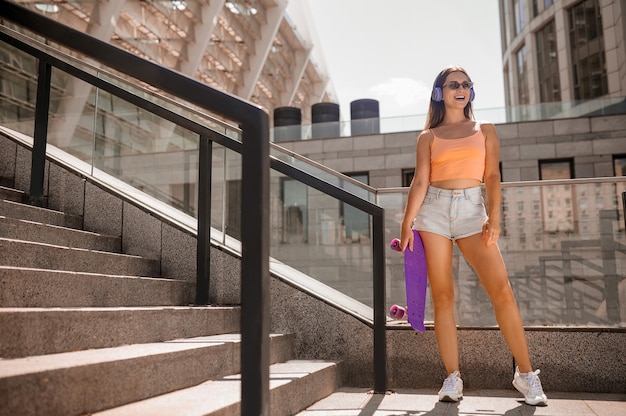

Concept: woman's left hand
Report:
left=482, top=220, right=500, bottom=247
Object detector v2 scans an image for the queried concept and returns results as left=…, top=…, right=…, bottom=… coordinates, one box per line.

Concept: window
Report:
left=513, top=0, right=526, bottom=35
left=402, top=168, right=415, bottom=187
left=614, top=155, right=626, bottom=176
left=503, top=64, right=511, bottom=105
left=536, top=20, right=561, bottom=102
left=341, top=173, right=370, bottom=242
left=281, top=178, right=308, bottom=243
left=568, top=0, right=607, bottom=100
left=539, top=158, right=574, bottom=179
left=532, top=0, right=552, bottom=17
left=516, top=45, right=529, bottom=105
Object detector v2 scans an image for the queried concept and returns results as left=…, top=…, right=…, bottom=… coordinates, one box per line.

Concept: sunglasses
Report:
left=443, top=81, right=474, bottom=90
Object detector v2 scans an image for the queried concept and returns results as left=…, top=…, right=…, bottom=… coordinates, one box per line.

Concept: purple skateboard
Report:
left=389, top=229, right=427, bottom=332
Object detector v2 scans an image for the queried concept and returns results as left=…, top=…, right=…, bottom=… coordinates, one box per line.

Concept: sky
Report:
left=290, top=0, right=506, bottom=120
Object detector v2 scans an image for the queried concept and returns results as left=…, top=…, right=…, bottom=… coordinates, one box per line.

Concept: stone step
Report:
left=0, top=266, right=192, bottom=308
left=0, top=199, right=82, bottom=229
left=0, top=185, right=25, bottom=202
left=93, top=360, right=338, bottom=416
left=0, top=238, right=159, bottom=277
left=0, top=306, right=240, bottom=358
left=0, top=334, right=296, bottom=416
left=0, top=215, right=120, bottom=251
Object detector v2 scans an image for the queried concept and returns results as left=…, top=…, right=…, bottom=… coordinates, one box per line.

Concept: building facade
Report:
left=7, top=0, right=335, bottom=125
left=499, top=0, right=626, bottom=107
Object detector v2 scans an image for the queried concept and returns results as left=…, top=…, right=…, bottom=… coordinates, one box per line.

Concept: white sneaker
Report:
left=438, top=370, right=463, bottom=402
left=512, top=366, right=548, bottom=406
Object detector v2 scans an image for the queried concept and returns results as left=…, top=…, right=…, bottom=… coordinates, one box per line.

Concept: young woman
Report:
left=399, top=66, right=547, bottom=406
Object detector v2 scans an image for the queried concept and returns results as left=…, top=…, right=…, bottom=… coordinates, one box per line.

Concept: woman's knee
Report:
left=431, top=288, right=455, bottom=310
left=487, top=281, right=517, bottom=307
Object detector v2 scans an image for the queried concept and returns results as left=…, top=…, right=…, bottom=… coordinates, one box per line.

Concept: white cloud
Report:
left=369, top=78, right=432, bottom=116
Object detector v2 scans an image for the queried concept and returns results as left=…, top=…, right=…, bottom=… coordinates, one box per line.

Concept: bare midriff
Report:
left=430, top=178, right=482, bottom=190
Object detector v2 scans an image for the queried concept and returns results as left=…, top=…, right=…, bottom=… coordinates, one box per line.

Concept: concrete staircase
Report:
left=0, top=185, right=338, bottom=416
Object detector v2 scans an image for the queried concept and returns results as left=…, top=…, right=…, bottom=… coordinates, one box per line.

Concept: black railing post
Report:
left=240, top=112, right=270, bottom=416
left=372, top=213, right=387, bottom=393
left=30, top=59, right=51, bottom=206
left=196, top=136, right=212, bottom=305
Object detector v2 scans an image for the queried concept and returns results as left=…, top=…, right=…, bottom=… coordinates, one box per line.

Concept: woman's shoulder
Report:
left=418, top=128, right=435, bottom=139
left=417, top=128, right=435, bottom=148
left=477, top=120, right=497, bottom=135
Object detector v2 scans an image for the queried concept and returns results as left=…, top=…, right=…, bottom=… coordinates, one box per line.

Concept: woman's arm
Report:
left=400, top=129, right=432, bottom=252
left=481, top=122, right=502, bottom=247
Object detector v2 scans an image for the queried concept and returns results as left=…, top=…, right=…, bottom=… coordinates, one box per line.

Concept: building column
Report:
left=238, top=0, right=287, bottom=100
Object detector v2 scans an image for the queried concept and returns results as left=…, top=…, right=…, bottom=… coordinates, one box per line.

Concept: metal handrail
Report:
left=0, top=1, right=388, bottom=411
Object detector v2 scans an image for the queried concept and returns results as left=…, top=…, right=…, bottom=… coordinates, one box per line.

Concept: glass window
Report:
left=514, top=0, right=526, bottom=35
left=340, top=173, right=370, bottom=242
left=503, top=64, right=511, bottom=108
left=539, top=159, right=574, bottom=179
left=517, top=45, right=529, bottom=105
left=568, top=0, right=607, bottom=100
left=281, top=178, right=308, bottom=243
left=536, top=20, right=561, bottom=102
left=614, top=155, right=626, bottom=176
left=544, top=0, right=553, bottom=8
left=402, top=168, right=415, bottom=187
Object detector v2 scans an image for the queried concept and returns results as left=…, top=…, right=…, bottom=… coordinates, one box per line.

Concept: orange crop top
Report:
left=430, top=127, right=486, bottom=182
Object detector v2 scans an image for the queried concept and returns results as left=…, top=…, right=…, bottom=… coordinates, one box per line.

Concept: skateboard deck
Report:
left=389, top=229, right=427, bottom=332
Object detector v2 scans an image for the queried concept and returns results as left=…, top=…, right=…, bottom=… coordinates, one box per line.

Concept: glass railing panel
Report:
left=96, top=71, right=242, bottom=141
left=269, top=167, right=374, bottom=310
left=212, top=144, right=242, bottom=242
left=270, top=96, right=626, bottom=140
left=378, top=115, right=426, bottom=135
left=379, top=178, right=626, bottom=328
left=0, top=41, right=37, bottom=137
left=270, top=144, right=377, bottom=203
left=89, top=86, right=201, bottom=216
left=0, top=24, right=241, bottom=142
left=45, top=67, right=98, bottom=165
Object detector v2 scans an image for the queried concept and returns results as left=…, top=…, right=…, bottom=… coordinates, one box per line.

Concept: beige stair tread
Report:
left=93, top=360, right=338, bottom=416
left=0, top=334, right=246, bottom=378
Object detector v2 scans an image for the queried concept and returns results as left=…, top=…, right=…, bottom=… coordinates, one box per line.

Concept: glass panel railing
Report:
left=0, top=40, right=37, bottom=137
left=270, top=144, right=377, bottom=203
left=0, top=18, right=380, bottom=325
left=96, top=71, right=241, bottom=141
left=269, top=168, right=375, bottom=313
left=271, top=96, right=626, bottom=140
left=0, top=24, right=241, bottom=142
left=379, top=177, right=626, bottom=328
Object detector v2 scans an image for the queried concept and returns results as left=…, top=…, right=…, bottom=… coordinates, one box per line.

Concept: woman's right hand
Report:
left=400, top=225, right=414, bottom=253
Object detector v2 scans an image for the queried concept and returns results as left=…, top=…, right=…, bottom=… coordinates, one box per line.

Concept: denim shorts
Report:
left=413, top=185, right=488, bottom=241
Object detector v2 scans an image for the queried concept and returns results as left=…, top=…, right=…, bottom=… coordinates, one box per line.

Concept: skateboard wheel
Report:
left=389, top=238, right=401, bottom=251
left=389, top=305, right=405, bottom=319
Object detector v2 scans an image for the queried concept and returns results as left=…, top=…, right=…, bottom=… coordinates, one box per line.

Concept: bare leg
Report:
left=419, top=231, right=458, bottom=374
left=456, top=234, right=533, bottom=372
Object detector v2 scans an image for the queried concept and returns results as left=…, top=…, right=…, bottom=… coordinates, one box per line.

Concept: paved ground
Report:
left=296, top=388, right=626, bottom=415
